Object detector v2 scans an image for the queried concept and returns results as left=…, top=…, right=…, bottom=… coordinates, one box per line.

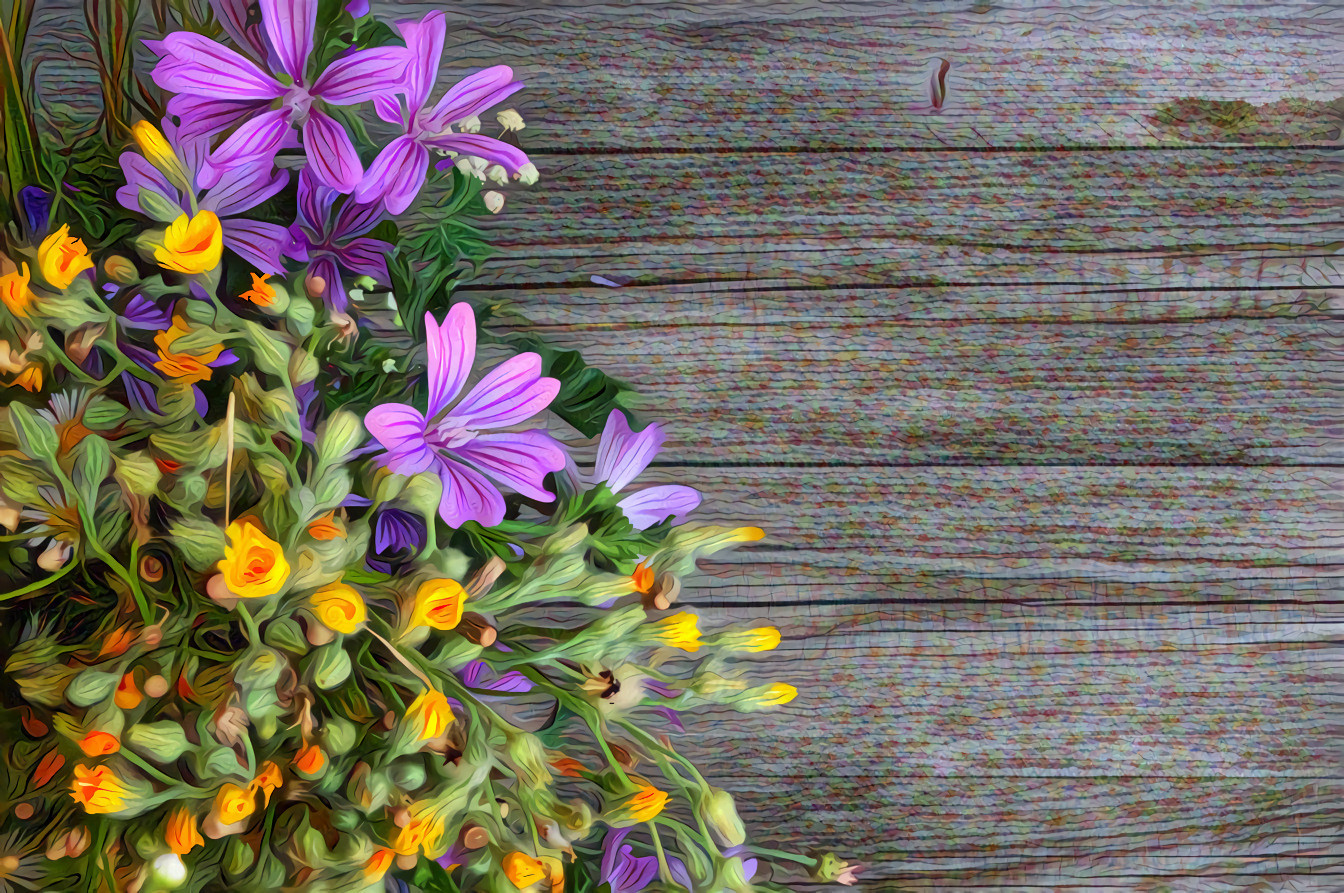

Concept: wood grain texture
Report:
left=402, top=0, right=1344, bottom=886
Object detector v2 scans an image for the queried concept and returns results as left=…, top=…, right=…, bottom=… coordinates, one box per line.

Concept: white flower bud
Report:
left=496, top=109, right=525, bottom=132
left=516, top=162, right=539, bottom=186
left=487, top=164, right=509, bottom=185
left=483, top=191, right=505, bottom=214
left=151, top=853, right=188, bottom=888
left=456, top=115, right=481, bottom=133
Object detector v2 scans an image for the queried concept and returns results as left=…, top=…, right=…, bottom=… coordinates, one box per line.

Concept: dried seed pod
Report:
left=457, top=613, right=497, bottom=647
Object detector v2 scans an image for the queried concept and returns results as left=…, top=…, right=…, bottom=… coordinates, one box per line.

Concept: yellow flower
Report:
left=310, top=582, right=366, bottom=634
left=0, top=262, right=34, bottom=316
left=390, top=806, right=445, bottom=856
left=293, top=743, right=325, bottom=776
left=240, top=272, right=276, bottom=306
left=502, top=852, right=547, bottom=889
left=69, top=765, right=128, bottom=814
left=211, top=782, right=257, bottom=826
left=405, top=689, right=454, bottom=741
left=363, top=848, right=395, bottom=881
left=407, top=579, right=466, bottom=631
left=648, top=611, right=702, bottom=652
left=38, top=225, right=94, bottom=289
left=539, top=856, right=565, bottom=893
left=217, top=519, right=290, bottom=598
left=12, top=364, right=43, bottom=392
left=165, top=807, right=204, bottom=855
left=155, top=211, right=222, bottom=274
left=740, top=682, right=798, bottom=710
left=721, top=626, right=782, bottom=653
left=249, top=761, right=283, bottom=806
left=77, top=731, right=120, bottom=757
left=622, top=779, right=668, bottom=823
left=153, top=314, right=224, bottom=384
left=131, top=121, right=189, bottom=185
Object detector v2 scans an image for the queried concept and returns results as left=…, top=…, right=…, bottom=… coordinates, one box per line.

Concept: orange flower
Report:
left=37, top=225, right=94, bottom=289
left=114, top=673, right=142, bottom=709
left=407, top=579, right=466, bottom=631
left=307, top=511, right=344, bottom=540
left=249, top=761, right=282, bottom=806
left=155, top=211, right=222, bottom=274
left=99, top=625, right=135, bottom=657
left=153, top=314, right=224, bottom=385
left=405, top=689, right=454, bottom=741
left=12, top=364, right=43, bottom=392
left=539, top=855, right=565, bottom=893
left=240, top=272, right=276, bottom=307
left=211, top=782, right=256, bottom=826
left=363, top=848, right=395, bottom=881
left=32, top=750, right=65, bottom=788
left=0, top=262, right=34, bottom=316
left=165, top=807, right=203, bottom=855
left=216, top=519, right=290, bottom=599
left=550, top=757, right=589, bottom=778
left=78, top=731, right=120, bottom=757
left=69, top=765, right=128, bottom=814
left=293, top=743, right=325, bottom=775
left=631, top=561, right=655, bottom=593
left=502, top=852, right=547, bottom=889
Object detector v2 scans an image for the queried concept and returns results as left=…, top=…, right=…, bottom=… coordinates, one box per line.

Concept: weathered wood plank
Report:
left=675, top=601, right=1344, bottom=880
left=659, top=465, right=1344, bottom=579
left=462, top=148, right=1344, bottom=289
left=524, top=318, right=1344, bottom=465
left=393, top=1, right=1344, bottom=149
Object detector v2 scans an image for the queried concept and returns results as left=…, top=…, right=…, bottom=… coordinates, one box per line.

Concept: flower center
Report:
left=282, top=86, right=313, bottom=125
left=427, top=420, right=478, bottom=451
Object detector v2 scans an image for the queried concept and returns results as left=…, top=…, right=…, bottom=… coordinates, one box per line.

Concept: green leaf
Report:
left=241, top=321, right=292, bottom=381
left=505, top=336, right=633, bottom=437
left=83, top=397, right=128, bottom=431
left=167, top=516, right=226, bottom=571
left=408, top=857, right=462, bottom=893
left=74, top=434, right=111, bottom=510
left=7, top=403, right=58, bottom=462
left=137, top=187, right=184, bottom=224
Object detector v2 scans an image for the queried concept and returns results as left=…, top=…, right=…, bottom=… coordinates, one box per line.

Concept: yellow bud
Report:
left=309, top=582, right=366, bottom=634
left=37, top=225, right=94, bottom=290
left=0, top=262, right=35, bottom=316
left=155, top=211, right=222, bottom=275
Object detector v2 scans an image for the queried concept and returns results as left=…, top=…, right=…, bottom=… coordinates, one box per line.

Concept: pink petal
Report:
left=365, top=403, right=434, bottom=474
left=594, top=410, right=664, bottom=494
left=449, top=353, right=558, bottom=430
left=205, top=108, right=291, bottom=186
left=394, top=11, right=446, bottom=111
left=425, top=303, right=476, bottom=418
left=374, top=94, right=407, bottom=127
left=152, top=32, right=284, bottom=99
left=311, top=47, right=410, bottom=104
left=302, top=110, right=362, bottom=193
left=422, top=66, right=524, bottom=131
left=617, top=485, right=701, bottom=530
left=259, top=0, right=316, bottom=81
left=452, top=430, right=567, bottom=502
left=436, top=457, right=506, bottom=528
left=424, top=132, right=531, bottom=175
left=353, top=135, right=429, bottom=215
left=221, top=219, right=292, bottom=275
left=203, top=166, right=288, bottom=217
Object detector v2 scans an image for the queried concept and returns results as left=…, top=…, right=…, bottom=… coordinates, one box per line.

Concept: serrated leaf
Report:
left=167, top=517, right=226, bottom=571
left=7, top=403, right=58, bottom=461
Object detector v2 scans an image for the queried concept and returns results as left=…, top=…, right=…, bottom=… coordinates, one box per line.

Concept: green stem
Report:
left=236, top=602, right=262, bottom=643
left=0, top=560, right=75, bottom=601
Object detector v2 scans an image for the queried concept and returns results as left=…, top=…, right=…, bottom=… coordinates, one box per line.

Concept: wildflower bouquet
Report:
left=0, top=1, right=858, bottom=892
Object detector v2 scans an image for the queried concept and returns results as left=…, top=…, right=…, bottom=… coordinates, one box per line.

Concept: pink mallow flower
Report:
left=365, top=304, right=566, bottom=528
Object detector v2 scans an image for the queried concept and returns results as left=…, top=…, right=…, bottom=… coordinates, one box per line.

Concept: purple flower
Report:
left=600, top=828, right=693, bottom=893
left=116, top=123, right=293, bottom=274
left=365, top=303, right=566, bottom=528
left=566, top=410, right=701, bottom=530
left=19, top=186, right=52, bottom=235
left=289, top=168, right=390, bottom=309
left=367, top=508, right=426, bottom=573
left=149, top=0, right=409, bottom=192
left=353, top=11, right=534, bottom=214
left=457, top=659, right=532, bottom=693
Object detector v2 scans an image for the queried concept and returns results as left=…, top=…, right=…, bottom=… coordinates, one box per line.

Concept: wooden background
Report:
left=410, top=2, right=1344, bottom=890
left=25, top=0, right=1344, bottom=888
